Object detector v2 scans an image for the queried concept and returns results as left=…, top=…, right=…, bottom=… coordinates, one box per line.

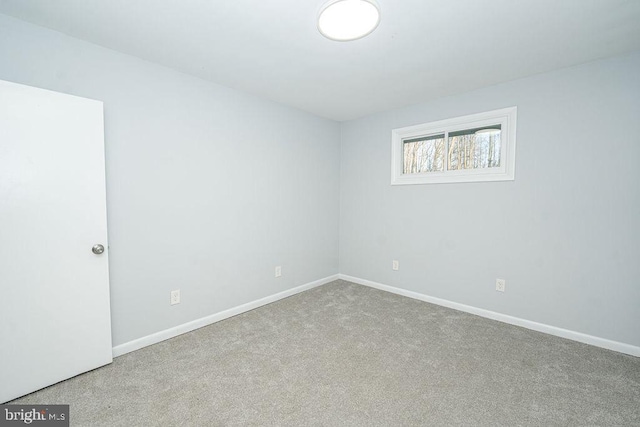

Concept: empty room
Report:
left=1, top=0, right=639, bottom=425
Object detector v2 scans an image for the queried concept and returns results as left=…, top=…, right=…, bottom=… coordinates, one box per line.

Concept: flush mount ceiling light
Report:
left=475, top=128, right=501, bottom=135
left=318, top=0, right=380, bottom=41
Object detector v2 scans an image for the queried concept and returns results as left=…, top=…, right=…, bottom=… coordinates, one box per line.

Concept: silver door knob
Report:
left=92, top=244, right=105, bottom=255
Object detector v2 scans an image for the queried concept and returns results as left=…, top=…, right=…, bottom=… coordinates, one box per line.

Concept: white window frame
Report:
left=391, top=107, right=517, bottom=185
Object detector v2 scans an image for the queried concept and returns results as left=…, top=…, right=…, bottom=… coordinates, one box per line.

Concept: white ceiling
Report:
left=1, top=0, right=639, bottom=121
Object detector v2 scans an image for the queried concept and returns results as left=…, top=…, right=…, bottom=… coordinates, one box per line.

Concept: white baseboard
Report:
left=113, top=273, right=639, bottom=358
left=112, top=274, right=339, bottom=357
left=338, top=274, right=640, bottom=357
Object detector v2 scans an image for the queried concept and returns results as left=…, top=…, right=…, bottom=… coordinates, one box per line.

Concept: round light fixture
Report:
left=475, top=128, right=501, bottom=135
left=318, top=0, right=380, bottom=41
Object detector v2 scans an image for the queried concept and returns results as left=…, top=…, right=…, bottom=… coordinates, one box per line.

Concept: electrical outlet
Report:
left=392, top=260, right=399, bottom=271
left=170, top=289, right=180, bottom=305
left=275, top=266, right=282, bottom=278
left=496, top=279, right=506, bottom=292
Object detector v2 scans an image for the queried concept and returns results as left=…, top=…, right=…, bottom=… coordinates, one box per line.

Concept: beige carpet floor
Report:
left=11, top=280, right=640, bottom=426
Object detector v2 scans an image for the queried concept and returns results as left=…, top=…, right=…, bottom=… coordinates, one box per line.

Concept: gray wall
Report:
left=2, top=12, right=638, bottom=350
left=0, top=14, right=341, bottom=347
left=339, top=52, right=640, bottom=347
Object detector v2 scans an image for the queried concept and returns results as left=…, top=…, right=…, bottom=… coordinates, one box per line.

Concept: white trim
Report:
left=391, top=107, right=517, bottom=185
left=112, top=274, right=339, bottom=357
left=338, top=274, right=640, bottom=357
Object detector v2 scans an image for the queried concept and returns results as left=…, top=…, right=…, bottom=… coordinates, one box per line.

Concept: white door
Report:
left=0, top=80, right=112, bottom=403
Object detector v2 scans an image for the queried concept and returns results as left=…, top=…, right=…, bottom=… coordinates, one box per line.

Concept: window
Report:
left=391, top=107, right=517, bottom=185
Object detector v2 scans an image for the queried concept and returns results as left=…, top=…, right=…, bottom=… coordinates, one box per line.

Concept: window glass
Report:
left=448, top=126, right=501, bottom=170
left=403, top=134, right=445, bottom=173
